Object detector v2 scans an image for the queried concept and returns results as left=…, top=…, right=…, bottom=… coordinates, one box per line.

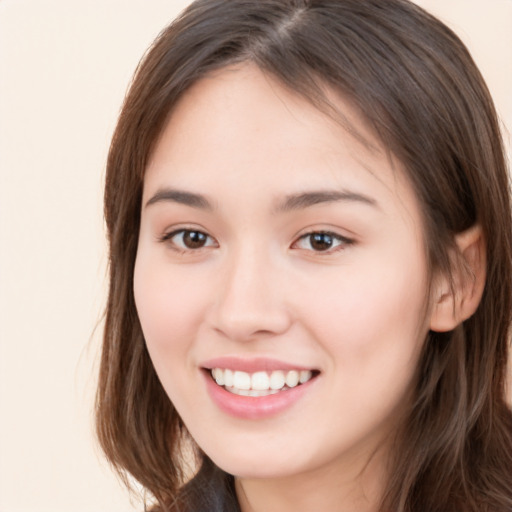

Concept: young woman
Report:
left=96, top=1, right=512, bottom=510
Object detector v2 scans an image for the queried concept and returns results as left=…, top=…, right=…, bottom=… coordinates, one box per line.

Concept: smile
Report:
left=211, top=368, right=315, bottom=396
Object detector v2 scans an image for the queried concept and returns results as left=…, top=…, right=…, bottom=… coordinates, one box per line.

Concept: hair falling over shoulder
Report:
left=96, top=1, right=512, bottom=510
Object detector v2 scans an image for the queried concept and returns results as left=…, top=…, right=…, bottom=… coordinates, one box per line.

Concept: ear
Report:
left=429, top=224, right=486, bottom=332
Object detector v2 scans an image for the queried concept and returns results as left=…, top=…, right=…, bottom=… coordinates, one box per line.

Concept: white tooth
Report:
left=251, top=371, right=270, bottom=390
left=233, top=371, right=251, bottom=390
left=224, top=369, right=234, bottom=387
left=299, top=370, right=312, bottom=384
left=237, top=389, right=250, bottom=396
left=213, top=368, right=224, bottom=386
left=269, top=370, right=286, bottom=390
left=285, top=370, right=299, bottom=388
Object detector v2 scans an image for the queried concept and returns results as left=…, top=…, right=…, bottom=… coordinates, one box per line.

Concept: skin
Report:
left=134, top=64, right=435, bottom=512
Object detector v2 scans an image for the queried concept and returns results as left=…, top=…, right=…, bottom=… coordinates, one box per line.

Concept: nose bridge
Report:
left=211, top=242, right=291, bottom=341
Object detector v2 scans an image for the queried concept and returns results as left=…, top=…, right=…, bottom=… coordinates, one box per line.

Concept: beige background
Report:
left=0, top=1, right=510, bottom=511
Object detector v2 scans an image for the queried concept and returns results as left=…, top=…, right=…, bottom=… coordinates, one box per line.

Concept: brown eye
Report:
left=309, top=233, right=334, bottom=251
left=293, top=231, right=353, bottom=253
left=163, top=229, right=216, bottom=251
left=182, top=230, right=208, bottom=249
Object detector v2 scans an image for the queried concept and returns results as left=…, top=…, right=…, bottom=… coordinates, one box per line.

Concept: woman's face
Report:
left=134, top=64, right=432, bottom=481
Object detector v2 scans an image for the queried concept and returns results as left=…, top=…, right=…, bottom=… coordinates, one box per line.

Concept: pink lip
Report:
left=201, top=356, right=315, bottom=373
left=201, top=367, right=318, bottom=421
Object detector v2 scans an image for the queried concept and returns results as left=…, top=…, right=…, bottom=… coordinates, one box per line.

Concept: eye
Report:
left=293, top=231, right=353, bottom=252
left=161, top=229, right=217, bottom=251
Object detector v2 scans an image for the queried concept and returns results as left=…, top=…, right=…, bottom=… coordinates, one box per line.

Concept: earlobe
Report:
left=429, top=224, right=486, bottom=332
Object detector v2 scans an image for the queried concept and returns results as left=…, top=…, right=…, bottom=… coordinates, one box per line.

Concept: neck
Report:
left=235, top=445, right=387, bottom=512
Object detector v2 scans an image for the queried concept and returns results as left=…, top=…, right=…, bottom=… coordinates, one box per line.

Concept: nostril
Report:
left=208, top=264, right=292, bottom=340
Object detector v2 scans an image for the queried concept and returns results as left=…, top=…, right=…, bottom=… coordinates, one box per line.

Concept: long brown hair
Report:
left=96, top=1, right=512, bottom=510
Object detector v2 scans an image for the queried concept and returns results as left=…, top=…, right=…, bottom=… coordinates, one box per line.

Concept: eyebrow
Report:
left=144, top=187, right=378, bottom=212
left=275, top=189, right=379, bottom=212
left=145, top=188, right=214, bottom=210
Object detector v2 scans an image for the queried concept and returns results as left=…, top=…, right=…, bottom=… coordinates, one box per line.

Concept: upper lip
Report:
left=201, top=356, right=317, bottom=373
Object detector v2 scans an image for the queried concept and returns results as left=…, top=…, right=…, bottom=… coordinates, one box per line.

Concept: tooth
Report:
left=251, top=371, right=270, bottom=390
left=233, top=371, right=251, bottom=390
left=285, top=370, right=299, bottom=388
left=213, top=368, right=224, bottom=386
left=269, top=370, right=286, bottom=390
left=299, top=370, right=312, bottom=384
left=237, top=389, right=250, bottom=396
left=224, top=369, right=234, bottom=387
left=213, top=366, right=313, bottom=392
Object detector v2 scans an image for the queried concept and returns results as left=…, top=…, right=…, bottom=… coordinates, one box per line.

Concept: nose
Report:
left=208, top=245, right=292, bottom=342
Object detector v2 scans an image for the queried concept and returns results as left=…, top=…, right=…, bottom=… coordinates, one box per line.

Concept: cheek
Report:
left=300, top=253, right=429, bottom=391
left=133, top=253, right=207, bottom=368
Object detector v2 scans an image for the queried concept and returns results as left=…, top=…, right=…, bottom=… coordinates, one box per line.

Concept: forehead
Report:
left=144, top=64, right=421, bottom=227
left=151, top=65, right=377, bottom=161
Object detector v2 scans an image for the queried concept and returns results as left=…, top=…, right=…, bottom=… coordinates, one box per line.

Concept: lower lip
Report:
left=203, top=370, right=317, bottom=420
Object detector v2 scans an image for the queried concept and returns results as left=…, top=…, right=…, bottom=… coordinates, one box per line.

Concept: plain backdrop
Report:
left=0, top=1, right=510, bottom=511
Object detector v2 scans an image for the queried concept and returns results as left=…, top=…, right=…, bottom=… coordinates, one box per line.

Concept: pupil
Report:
left=310, top=233, right=332, bottom=251
left=184, top=231, right=206, bottom=249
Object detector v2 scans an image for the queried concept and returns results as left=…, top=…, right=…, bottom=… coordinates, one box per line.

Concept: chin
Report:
left=205, top=447, right=314, bottom=480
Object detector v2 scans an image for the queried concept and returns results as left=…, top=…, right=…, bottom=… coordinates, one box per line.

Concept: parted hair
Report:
left=96, top=1, right=512, bottom=510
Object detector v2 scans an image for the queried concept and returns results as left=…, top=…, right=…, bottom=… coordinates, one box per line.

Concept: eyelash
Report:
left=159, top=228, right=217, bottom=252
left=292, top=231, right=354, bottom=253
left=159, top=228, right=354, bottom=254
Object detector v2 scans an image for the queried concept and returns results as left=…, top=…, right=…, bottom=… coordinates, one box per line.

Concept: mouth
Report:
left=209, top=368, right=319, bottom=397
